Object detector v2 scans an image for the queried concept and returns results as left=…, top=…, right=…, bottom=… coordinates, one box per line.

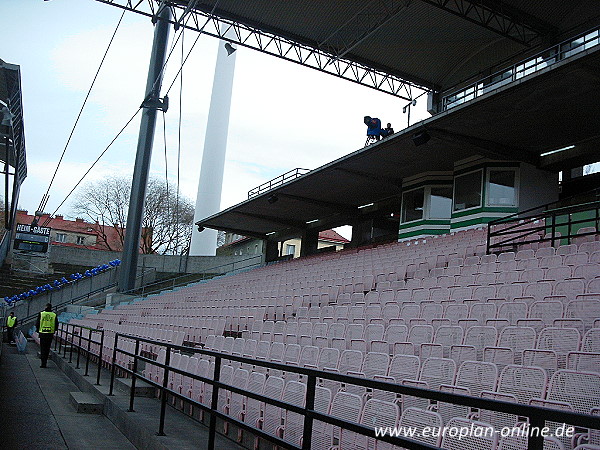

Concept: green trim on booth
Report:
left=398, top=228, right=450, bottom=239
left=399, top=219, right=450, bottom=230
left=452, top=206, right=518, bottom=219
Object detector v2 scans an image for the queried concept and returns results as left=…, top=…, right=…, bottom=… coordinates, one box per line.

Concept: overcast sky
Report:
left=2, top=0, right=430, bottom=240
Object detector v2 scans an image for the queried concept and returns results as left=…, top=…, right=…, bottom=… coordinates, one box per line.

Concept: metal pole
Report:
left=157, top=346, right=172, bottom=436
left=85, top=330, right=92, bottom=377
left=301, top=374, right=316, bottom=450
left=527, top=417, right=545, bottom=450
left=63, top=324, right=70, bottom=358
left=109, top=333, right=119, bottom=396
left=118, top=4, right=171, bottom=292
left=76, top=328, right=82, bottom=369
left=128, top=339, right=141, bottom=412
left=69, top=325, right=75, bottom=363
left=55, top=323, right=61, bottom=352
left=97, top=330, right=105, bottom=386
left=207, top=356, right=222, bottom=450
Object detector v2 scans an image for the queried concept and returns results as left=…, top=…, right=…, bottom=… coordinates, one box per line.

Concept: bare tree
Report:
left=140, top=178, right=194, bottom=255
left=0, top=195, right=5, bottom=231
left=71, top=176, right=194, bottom=254
left=71, top=176, right=129, bottom=251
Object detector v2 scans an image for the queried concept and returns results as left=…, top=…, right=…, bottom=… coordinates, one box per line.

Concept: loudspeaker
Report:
left=412, top=131, right=431, bottom=146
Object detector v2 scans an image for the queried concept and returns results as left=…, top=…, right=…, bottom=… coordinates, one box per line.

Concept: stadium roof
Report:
left=0, top=59, right=26, bottom=180
left=197, top=43, right=600, bottom=242
left=181, top=0, right=600, bottom=93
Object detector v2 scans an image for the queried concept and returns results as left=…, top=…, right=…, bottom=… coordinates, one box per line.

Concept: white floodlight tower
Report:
left=189, top=31, right=237, bottom=255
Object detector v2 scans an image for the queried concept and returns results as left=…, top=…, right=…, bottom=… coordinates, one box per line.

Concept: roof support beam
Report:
left=233, top=211, right=307, bottom=230
left=319, top=0, right=412, bottom=62
left=334, top=168, right=402, bottom=191
left=277, top=193, right=358, bottom=215
left=418, top=0, right=555, bottom=46
left=197, top=223, right=267, bottom=240
left=428, top=127, right=539, bottom=165
left=93, top=0, right=429, bottom=98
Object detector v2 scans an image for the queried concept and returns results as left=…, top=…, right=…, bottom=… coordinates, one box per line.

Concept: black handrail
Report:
left=441, top=25, right=600, bottom=111
left=119, top=254, right=263, bottom=297
left=52, top=322, right=598, bottom=450
left=10, top=267, right=158, bottom=327
left=247, top=168, right=310, bottom=198
left=54, top=323, right=105, bottom=385
left=487, top=198, right=600, bottom=254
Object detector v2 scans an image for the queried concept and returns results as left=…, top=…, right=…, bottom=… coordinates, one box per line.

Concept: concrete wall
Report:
left=49, top=246, right=262, bottom=274
left=519, top=163, right=560, bottom=213
left=5, top=268, right=120, bottom=325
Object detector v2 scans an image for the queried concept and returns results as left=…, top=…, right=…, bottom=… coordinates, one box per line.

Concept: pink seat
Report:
left=455, top=360, right=498, bottom=397
left=441, top=417, right=498, bottom=450
left=419, top=357, right=456, bottom=391
left=497, top=364, right=547, bottom=404
left=546, top=369, right=600, bottom=414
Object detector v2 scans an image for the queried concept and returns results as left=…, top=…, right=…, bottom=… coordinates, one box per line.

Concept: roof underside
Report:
left=0, top=60, right=26, bottom=180
left=197, top=45, right=600, bottom=242
left=186, top=0, right=600, bottom=92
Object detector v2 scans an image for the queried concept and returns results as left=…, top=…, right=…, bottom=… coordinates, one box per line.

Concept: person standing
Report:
left=35, top=303, right=58, bottom=368
left=383, top=123, right=394, bottom=137
left=6, top=312, right=17, bottom=343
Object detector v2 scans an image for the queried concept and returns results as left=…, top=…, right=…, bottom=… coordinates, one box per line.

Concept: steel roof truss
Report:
left=94, top=0, right=426, bottom=99
left=419, top=0, right=554, bottom=46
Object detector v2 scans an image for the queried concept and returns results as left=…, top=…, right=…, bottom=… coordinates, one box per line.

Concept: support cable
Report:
left=148, top=0, right=220, bottom=101
left=38, top=9, right=126, bottom=214
left=162, top=110, right=170, bottom=226
left=174, top=27, right=184, bottom=254
left=43, top=1, right=221, bottom=224
left=42, top=109, right=142, bottom=225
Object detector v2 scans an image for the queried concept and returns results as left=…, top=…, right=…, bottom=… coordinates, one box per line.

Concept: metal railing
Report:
left=54, top=327, right=597, bottom=450
left=442, top=27, right=600, bottom=111
left=487, top=193, right=600, bottom=254
left=55, top=323, right=105, bottom=386
left=11, top=267, right=154, bottom=326
left=248, top=168, right=310, bottom=198
left=120, top=255, right=263, bottom=297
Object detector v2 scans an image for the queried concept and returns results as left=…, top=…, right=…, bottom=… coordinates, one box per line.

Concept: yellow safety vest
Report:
left=39, top=311, right=57, bottom=334
left=7, top=316, right=16, bottom=328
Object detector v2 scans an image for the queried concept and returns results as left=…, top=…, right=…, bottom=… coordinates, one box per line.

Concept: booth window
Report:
left=453, top=170, right=483, bottom=211
left=286, top=244, right=296, bottom=255
left=429, top=186, right=453, bottom=219
left=401, top=188, right=425, bottom=223
left=487, top=169, right=517, bottom=206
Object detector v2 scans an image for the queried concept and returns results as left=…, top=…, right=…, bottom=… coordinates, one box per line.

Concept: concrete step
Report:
left=69, top=391, right=104, bottom=414
left=114, top=377, right=156, bottom=398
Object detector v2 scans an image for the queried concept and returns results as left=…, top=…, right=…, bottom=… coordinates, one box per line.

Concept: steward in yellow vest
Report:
left=39, top=311, right=57, bottom=333
left=6, top=312, right=17, bottom=343
left=36, top=304, right=58, bottom=368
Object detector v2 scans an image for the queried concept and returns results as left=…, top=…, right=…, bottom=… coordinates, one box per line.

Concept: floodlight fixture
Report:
left=540, top=145, right=575, bottom=157
left=412, top=131, right=431, bottom=146
left=224, top=43, right=237, bottom=56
